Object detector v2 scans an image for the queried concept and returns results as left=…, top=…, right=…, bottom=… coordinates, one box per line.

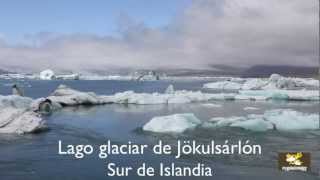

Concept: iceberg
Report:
left=243, top=107, right=260, bottom=111
left=242, top=74, right=319, bottom=90
left=208, top=109, right=319, bottom=132
left=0, top=95, right=33, bottom=108
left=0, top=96, right=48, bottom=134
left=143, top=113, right=201, bottom=133
left=0, top=108, right=47, bottom=134
left=239, top=89, right=319, bottom=101
left=241, top=78, right=268, bottom=90
left=48, top=85, right=104, bottom=106
left=201, top=103, right=222, bottom=108
left=47, top=85, right=318, bottom=107
left=144, top=109, right=319, bottom=133
left=56, top=74, right=80, bottom=80
left=39, top=69, right=55, bottom=80
left=203, top=81, right=242, bottom=90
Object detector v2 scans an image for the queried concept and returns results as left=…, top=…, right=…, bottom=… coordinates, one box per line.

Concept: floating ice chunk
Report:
left=203, top=81, right=242, bottom=90
left=39, top=69, right=55, bottom=80
left=48, top=85, right=103, bottom=106
left=241, top=78, right=268, bottom=90
left=234, top=94, right=268, bottom=101
left=262, top=109, right=319, bottom=130
left=0, top=107, right=46, bottom=134
left=167, top=96, right=191, bottom=104
left=294, top=78, right=319, bottom=88
left=206, top=93, right=236, bottom=100
left=208, top=109, right=319, bottom=131
left=56, top=74, right=80, bottom=80
left=0, top=95, right=33, bottom=108
left=201, top=103, right=222, bottom=108
left=243, top=107, right=260, bottom=111
left=165, top=84, right=175, bottom=94
left=229, top=77, right=246, bottom=83
left=143, top=113, right=201, bottom=133
left=239, top=90, right=319, bottom=101
left=230, top=118, right=273, bottom=132
left=241, top=74, right=319, bottom=90
left=209, top=116, right=246, bottom=127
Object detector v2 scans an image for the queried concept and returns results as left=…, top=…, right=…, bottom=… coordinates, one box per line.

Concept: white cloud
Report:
left=0, top=0, right=318, bottom=72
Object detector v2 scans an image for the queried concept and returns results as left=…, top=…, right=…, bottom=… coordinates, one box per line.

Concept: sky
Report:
left=0, top=0, right=318, bottom=72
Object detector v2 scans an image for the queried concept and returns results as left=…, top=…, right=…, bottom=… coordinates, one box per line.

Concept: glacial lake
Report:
left=0, top=79, right=319, bottom=180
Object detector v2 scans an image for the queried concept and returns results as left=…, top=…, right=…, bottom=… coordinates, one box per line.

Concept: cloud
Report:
left=0, top=0, right=318, bottom=72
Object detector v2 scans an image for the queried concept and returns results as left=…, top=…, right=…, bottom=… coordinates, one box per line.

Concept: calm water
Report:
left=0, top=79, right=319, bottom=180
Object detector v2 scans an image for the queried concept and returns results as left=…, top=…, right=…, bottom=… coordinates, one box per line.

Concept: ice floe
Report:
left=204, top=74, right=319, bottom=91
left=48, top=85, right=105, bottom=106
left=46, top=85, right=318, bottom=107
left=143, top=109, right=319, bottom=133
left=243, top=107, right=260, bottom=111
left=203, top=81, right=242, bottom=90
left=0, top=96, right=48, bottom=134
left=0, top=95, right=33, bottom=108
left=56, top=74, right=80, bottom=80
left=239, top=89, right=319, bottom=101
left=0, top=108, right=46, bottom=134
left=143, top=113, right=201, bottom=133
left=208, top=109, right=319, bottom=132
left=201, top=103, right=222, bottom=108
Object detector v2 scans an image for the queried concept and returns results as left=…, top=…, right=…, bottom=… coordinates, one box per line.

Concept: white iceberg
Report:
left=143, top=113, right=201, bottom=133
left=239, top=89, right=319, bottom=101
left=48, top=85, right=104, bottom=106
left=47, top=85, right=318, bottom=107
left=243, top=107, right=260, bottom=111
left=242, top=74, right=319, bottom=90
left=203, top=81, right=242, bottom=90
left=39, top=69, right=55, bottom=80
left=241, top=78, right=268, bottom=90
left=0, top=95, right=33, bottom=108
left=201, top=103, right=222, bottom=108
left=208, top=109, right=319, bottom=132
left=0, top=108, right=46, bottom=134
left=56, top=74, right=80, bottom=80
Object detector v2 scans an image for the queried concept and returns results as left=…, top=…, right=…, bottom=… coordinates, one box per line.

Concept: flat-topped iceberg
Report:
left=204, top=74, right=319, bottom=91
left=56, top=74, right=80, bottom=80
left=208, top=109, right=319, bottom=132
left=239, top=89, right=319, bottom=101
left=143, top=113, right=201, bottom=133
left=203, top=81, right=242, bottom=90
left=143, top=109, right=319, bottom=133
left=243, top=107, right=260, bottom=111
left=47, top=85, right=318, bottom=107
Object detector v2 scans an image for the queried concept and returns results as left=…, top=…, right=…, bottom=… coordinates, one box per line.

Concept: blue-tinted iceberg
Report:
left=143, top=113, right=201, bottom=133
left=208, top=109, right=319, bottom=132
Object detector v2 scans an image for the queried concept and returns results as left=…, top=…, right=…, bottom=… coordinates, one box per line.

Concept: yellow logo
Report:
left=286, top=152, right=303, bottom=166
left=278, top=152, right=310, bottom=172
